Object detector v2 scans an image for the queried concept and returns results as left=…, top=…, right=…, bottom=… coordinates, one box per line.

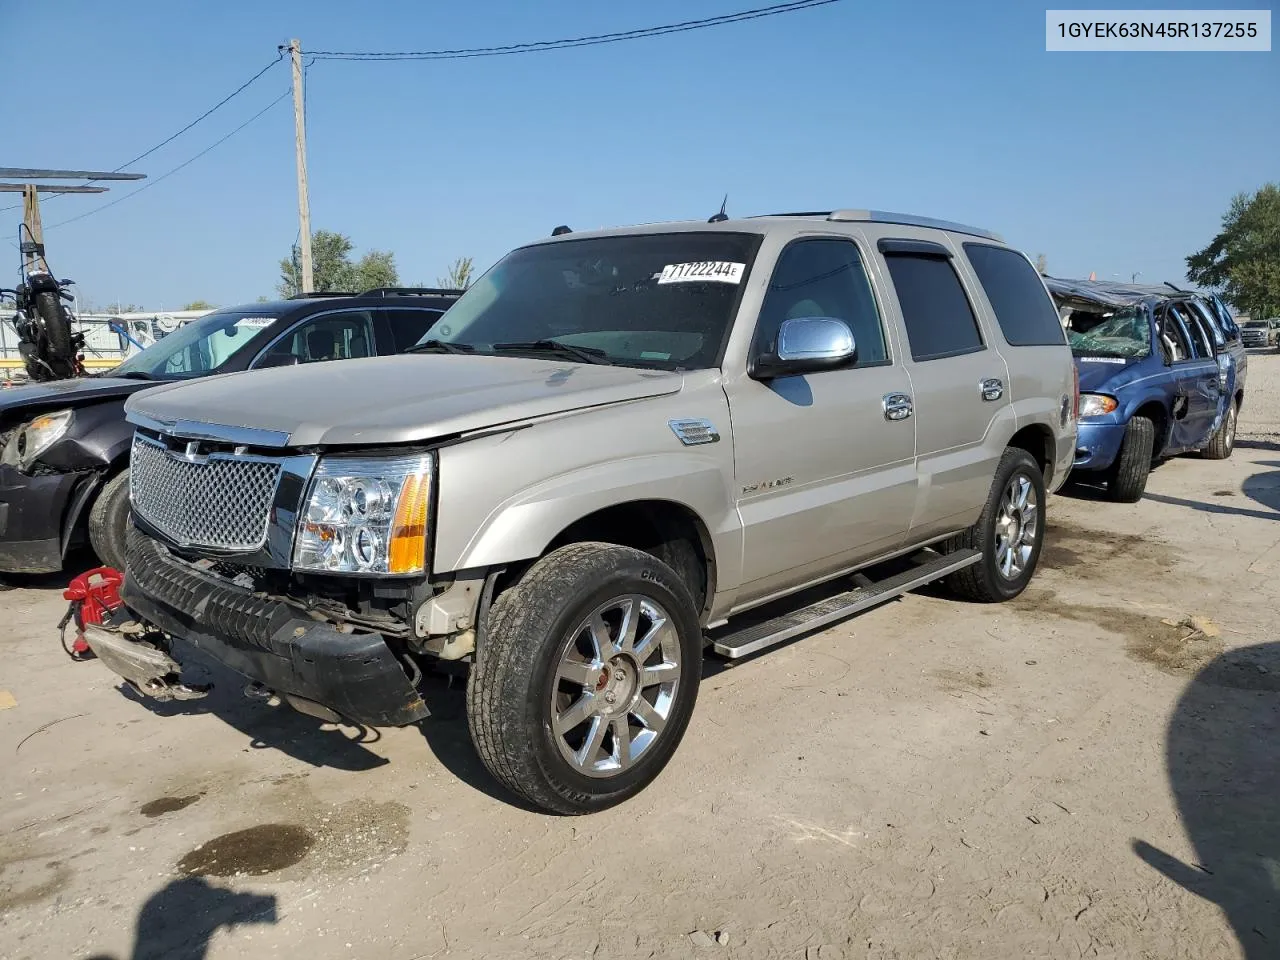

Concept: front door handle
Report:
left=883, top=392, right=913, bottom=421
left=979, top=377, right=1004, bottom=402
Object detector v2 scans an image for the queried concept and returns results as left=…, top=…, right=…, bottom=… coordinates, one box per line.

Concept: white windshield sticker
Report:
left=1080, top=356, right=1127, bottom=364
left=657, top=261, right=745, bottom=285
left=233, top=316, right=275, bottom=329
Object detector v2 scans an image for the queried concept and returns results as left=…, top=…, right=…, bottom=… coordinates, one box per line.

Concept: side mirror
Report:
left=751, top=316, right=856, bottom=380
left=256, top=352, right=300, bottom=369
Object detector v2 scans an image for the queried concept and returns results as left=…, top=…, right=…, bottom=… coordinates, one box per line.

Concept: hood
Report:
left=1074, top=355, right=1150, bottom=394
left=0, top=375, right=153, bottom=419
left=125, top=354, right=685, bottom=447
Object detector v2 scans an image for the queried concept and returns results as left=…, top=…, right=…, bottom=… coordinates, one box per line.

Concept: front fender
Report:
left=441, top=452, right=740, bottom=584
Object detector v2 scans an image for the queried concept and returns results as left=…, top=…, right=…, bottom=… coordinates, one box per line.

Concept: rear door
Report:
left=876, top=238, right=1012, bottom=541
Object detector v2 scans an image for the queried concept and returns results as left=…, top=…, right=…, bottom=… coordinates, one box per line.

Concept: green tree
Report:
left=437, top=256, right=475, bottom=290
left=183, top=299, right=216, bottom=311
left=1187, top=183, right=1280, bottom=320
left=277, top=230, right=401, bottom=297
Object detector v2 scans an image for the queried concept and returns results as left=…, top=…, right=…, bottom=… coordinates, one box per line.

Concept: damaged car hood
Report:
left=0, top=375, right=154, bottom=418
left=124, top=354, right=685, bottom=447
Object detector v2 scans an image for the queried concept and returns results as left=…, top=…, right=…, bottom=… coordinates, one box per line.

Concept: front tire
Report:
left=946, top=447, right=1046, bottom=603
left=467, top=543, right=702, bottom=814
left=1202, top=399, right=1237, bottom=461
left=1106, top=415, right=1154, bottom=502
left=88, top=471, right=131, bottom=571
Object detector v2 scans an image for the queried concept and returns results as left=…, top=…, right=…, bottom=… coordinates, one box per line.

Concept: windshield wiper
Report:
left=112, top=371, right=155, bottom=380
left=491, top=340, right=610, bottom=364
left=406, top=339, right=476, bottom=355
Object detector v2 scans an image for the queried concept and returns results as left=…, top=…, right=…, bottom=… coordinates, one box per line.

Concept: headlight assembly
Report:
left=2, top=408, right=73, bottom=470
left=1078, top=394, right=1118, bottom=418
left=293, top=454, right=433, bottom=575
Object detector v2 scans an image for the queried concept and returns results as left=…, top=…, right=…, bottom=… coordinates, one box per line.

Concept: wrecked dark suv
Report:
left=0, top=288, right=460, bottom=574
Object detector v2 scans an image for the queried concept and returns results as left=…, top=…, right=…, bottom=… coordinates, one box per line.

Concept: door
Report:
left=726, top=237, right=916, bottom=602
left=879, top=244, right=1012, bottom=540
left=1161, top=304, right=1219, bottom=449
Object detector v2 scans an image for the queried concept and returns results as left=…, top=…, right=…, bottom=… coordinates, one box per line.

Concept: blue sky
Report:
left=1, top=1, right=1275, bottom=310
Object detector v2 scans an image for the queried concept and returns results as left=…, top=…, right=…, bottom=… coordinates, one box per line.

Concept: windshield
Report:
left=1067, top=306, right=1151, bottom=359
left=1244, top=320, right=1267, bottom=328
left=110, top=310, right=278, bottom=379
left=416, top=231, right=764, bottom=370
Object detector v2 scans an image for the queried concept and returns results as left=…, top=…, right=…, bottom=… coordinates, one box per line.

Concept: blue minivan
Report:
left=1047, top=278, right=1245, bottom=501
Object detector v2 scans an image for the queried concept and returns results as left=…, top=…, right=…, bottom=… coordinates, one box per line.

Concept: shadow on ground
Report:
left=118, top=644, right=389, bottom=772
left=1140, top=461, right=1280, bottom=522
left=1134, top=641, right=1280, bottom=959
left=84, top=876, right=276, bottom=960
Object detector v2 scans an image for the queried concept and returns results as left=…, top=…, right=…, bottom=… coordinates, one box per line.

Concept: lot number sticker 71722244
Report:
left=657, top=262, right=746, bottom=284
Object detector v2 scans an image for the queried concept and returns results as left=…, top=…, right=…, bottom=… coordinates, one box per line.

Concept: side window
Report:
left=1187, top=299, right=1224, bottom=351
left=754, top=238, right=888, bottom=366
left=1174, top=305, right=1211, bottom=358
left=257, top=310, right=376, bottom=366
left=1157, top=307, right=1194, bottom=362
left=385, top=308, right=445, bottom=353
left=883, top=253, right=984, bottom=361
left=962, top=243, right=1065, bottom=346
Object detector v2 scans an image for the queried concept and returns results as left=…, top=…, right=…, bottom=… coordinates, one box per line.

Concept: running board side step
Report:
left=709, top=548, right=981, bottom=659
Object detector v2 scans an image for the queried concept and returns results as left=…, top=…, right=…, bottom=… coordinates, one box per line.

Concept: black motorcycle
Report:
left=0, top=227, right=85, bottom=381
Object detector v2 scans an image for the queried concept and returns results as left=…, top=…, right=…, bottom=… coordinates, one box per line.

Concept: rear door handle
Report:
left=979, top=378, right=1004, bottom=402
left=883, top=393, right=913, bottom=421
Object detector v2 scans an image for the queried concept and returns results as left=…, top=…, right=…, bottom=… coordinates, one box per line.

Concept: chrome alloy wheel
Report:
left=1224, top=403, right=1237, bottom=449
left=995, top=473, right=1039, bottom=580
left=549, top=595, right=682, bottom=778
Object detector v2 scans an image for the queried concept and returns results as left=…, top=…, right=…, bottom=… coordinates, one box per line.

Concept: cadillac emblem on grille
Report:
left=130, top=435, right=282, bottom=551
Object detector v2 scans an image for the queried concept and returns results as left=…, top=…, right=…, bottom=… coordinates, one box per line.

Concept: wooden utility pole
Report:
left=290, top=38, right=314, bottom=294
left=21, top=185, right=44, bottom=273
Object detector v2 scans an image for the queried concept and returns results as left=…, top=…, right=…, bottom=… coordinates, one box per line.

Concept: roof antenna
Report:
left=708, top=195, right=729, bottom=223
left=1164, top=281, right=1186, bottom=292
left=551, top=225, right=572, bottom=236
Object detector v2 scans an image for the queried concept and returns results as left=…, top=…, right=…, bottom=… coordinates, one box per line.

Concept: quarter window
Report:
left=386, top=308, right=446, bottom=353
left=754, top=238, right=888, bottom=366
left=963, top=243, right=1065, bottom=346
left=884, top=253, right=984, bottom=361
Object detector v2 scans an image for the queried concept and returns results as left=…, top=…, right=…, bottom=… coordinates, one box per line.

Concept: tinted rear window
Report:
left=884, top=254, right=984, bottom=361
left=963, top=244, right=1065, bottom=347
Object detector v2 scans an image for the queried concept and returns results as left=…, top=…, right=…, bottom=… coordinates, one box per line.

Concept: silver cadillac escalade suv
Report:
left=92, top=210, right=1076, bottom=814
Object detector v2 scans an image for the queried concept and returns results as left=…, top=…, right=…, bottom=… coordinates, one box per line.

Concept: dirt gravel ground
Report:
left=4, top=354, right=1280, bottom=960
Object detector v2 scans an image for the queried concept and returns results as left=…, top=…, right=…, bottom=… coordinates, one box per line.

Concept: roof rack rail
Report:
left=288, top=291, right=357, bottom=299
left=827, top=210, right=1003, bottom=242
left=750, top=209, right=1003, bottom=242
left=359, top=286, right=465, bottom=298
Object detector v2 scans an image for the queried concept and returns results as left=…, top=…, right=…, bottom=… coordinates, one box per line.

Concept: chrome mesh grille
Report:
left=130, top=436, right=281, bottom=551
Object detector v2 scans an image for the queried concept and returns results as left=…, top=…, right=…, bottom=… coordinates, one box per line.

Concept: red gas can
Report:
left=60, top=566, right=124, bottom=659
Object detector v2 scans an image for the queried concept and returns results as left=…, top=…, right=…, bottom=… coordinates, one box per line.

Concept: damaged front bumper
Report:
left=118, top=527, right=429, bottom=727
left=1072, top=419, right=1127, bottom=472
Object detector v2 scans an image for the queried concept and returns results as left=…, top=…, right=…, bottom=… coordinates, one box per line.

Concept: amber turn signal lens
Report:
left=388, top=472, right=429, bottom=574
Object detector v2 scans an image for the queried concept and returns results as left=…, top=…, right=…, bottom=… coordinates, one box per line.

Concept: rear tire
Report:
left=34, top=290, right=73, bottom=358
left=945, top=447, right=1045, bottom=603
left=88, top=471, right=131, bottom=571
left=1202, top=399, right=1237, bottom=461
left=1106, top=416, right=1154, bottom=503
left=467, top=542, right=702, bottom=814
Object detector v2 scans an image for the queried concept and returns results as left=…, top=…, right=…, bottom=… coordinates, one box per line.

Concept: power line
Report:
left=0, top=53, right=284, bottom=215
left=309, top=0, right=842, bottom=60
left=45, top=90, right=291, bottom=230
